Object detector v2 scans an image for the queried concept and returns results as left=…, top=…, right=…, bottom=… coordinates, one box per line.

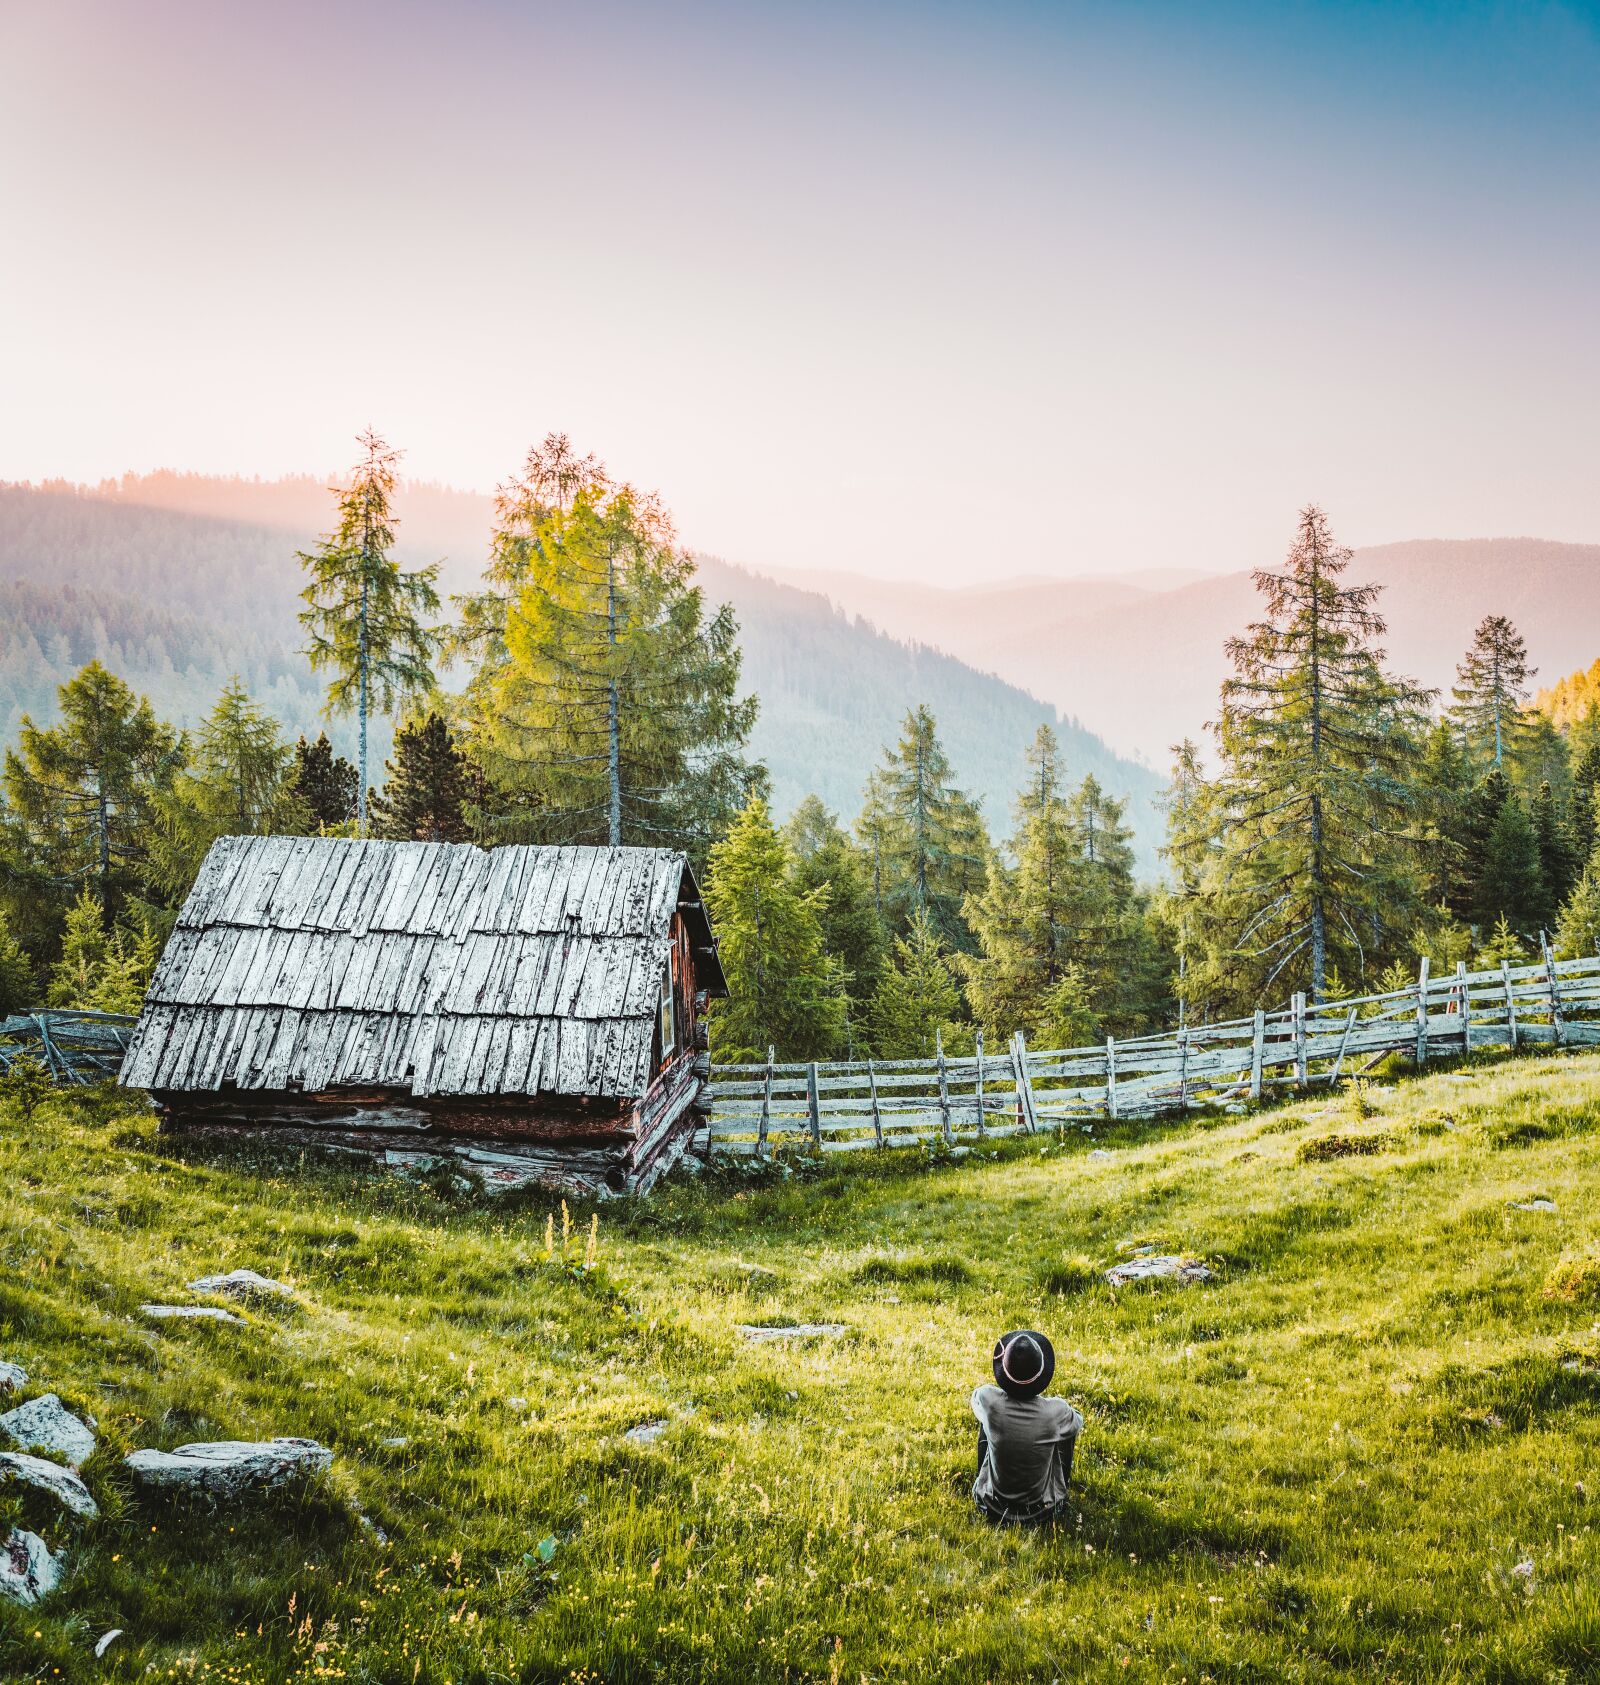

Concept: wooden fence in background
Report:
left=0, top=1011, right=135, bottom=1085
left=702, top=943, right=1600, bottom=1157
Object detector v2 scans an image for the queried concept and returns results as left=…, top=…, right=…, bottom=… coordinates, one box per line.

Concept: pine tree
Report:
left=868, top=910, right=965, bottom=1059
left=46, top=890, right=156, bottom=1014
left=372, top=713, right=472, bottom=843
left=299, top=430, right=441, bottom=836
left=783, top=797, right=887, bottom=1043
left=1207, top=507, right=1431, bottom=1002
left=1415, top=718, right=1475, bottom=916
left=293, top=734, right=359, bottom=831
left=464, top=451, right=758, bottom=865
left=1158, top=739, right=1213, bottom=1024
left=1, top=661, right=182, bottom=921
left=1554, top=847, right=1600, bottom=961
left=858, top=705, right=989, bottom=949
left=1476, top=913, right=1528, bottom=970
left=148, top=680, right=308, bottom=901
left=1474, top=792, right=1544, bottom=936
left=702, top=795, right=844, bottom=1062
left=0, top=908, right=35, bottom=1018
left=1449, top=614, right=1533, bottom=770
left=1531, top=779, right=1577, bottom=924
left=1569, top=737, right=1600, bottom=867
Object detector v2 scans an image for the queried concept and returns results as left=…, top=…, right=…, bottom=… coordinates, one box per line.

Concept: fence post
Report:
left=1502, top=961, right=1519, bottom=1050
left=974, top=1029, right=986, bottom=1139
left=867, top=1058, right=883, bottom=1148
left=936, top=1028, right=953, bottom=1144
left=757, top=1045, right=774, bottom=1158
left=1414, top=956, right=1430, bottom=1067
left=1105, top=1037, right=1119, bottom=1121
left=1010, top=1031, right=1039, bottom=1134
left=1328, top=1006, right=1358, bottom=1086
left=1293, top=993, right=1307, bottom=1087
left=1177, top=1027, right=1189, bottom=1113
left=806, top=1061, right=821, bottom=1148
left=1250, top=1009, right=1265, bottom=1101
left=1456, top=961, right=1471, bottom=1053
left=1541, top=933, right=1565, bottom=1047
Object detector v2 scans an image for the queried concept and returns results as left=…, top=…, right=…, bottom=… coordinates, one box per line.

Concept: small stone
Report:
left=379, top=1436, right=409, bottom=1449
left=1513, top=1558, right=1534, bottom=1578
left=0, top=1361, right=25, bottom=1394
left=94, top=1630, right=124, bottom=1659
left=736, top=1323, right=848, bottom=1342
left=142, top=1304, right=243, bottom=1324
left=187, top=1269, right=296, bottom=1304
left=1509, top=1199, right=1557, bottom=1213
left=0, top=1529, right=60, bottom=1605
left=354, top=1509, right=389, bottom=1544
left=1105, top=1255, right=1213, bottom=1288
left=623, top=1419, right=669, bottom=1446
left=0, top=1394, right=96, bottom=1469
left=1089, top=1149, right=1114, bottom=1159
left=506, top=1397, right=529, bottom=1412
left=0, top=1451, right=99, bottom=1519
left=125, top=1438, right=332, bottom=1499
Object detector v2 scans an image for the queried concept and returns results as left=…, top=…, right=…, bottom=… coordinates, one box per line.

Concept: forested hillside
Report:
left=0, top=482, right=1164, bottom=864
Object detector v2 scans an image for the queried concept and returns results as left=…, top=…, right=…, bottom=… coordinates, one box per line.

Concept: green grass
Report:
left=3, top=1053, right=1600, bottom=1683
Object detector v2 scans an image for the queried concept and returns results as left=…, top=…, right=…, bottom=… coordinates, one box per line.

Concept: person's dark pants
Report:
left=974, top=1427, right=1070, bottom=1526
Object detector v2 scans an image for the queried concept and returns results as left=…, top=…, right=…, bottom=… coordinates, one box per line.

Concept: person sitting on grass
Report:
left=971, top=1328, right=1082, bottom=1525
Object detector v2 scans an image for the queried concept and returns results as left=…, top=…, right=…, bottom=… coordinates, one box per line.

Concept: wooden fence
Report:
left=0, top=1011, right=135, bottom=1086
left=703, top=943, right=1600, bottom=1157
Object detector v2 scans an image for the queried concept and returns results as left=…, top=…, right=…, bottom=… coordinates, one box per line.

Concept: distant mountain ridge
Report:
left=0, top=479, right=1167, bottom=869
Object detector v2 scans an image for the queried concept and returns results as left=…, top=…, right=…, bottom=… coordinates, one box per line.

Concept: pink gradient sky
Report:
left=4, top=0, right=1597, bottom=582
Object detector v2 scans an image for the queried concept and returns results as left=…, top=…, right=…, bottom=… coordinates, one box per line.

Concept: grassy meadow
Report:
left=2, top=1052, right=1599, bottom=1683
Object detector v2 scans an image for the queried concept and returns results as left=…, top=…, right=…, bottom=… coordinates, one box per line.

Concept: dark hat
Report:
left=992, top=1329, right=1055, bottom=1399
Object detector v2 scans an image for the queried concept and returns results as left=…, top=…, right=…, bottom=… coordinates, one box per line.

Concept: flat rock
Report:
left=142, top=1304, right=243, bottom=1324
left=0, top=1451, right=99, bottom=1519
left=1105, top=1255, right=1213, bottom=1288
left=187, top=1269, right=296, bottom=1303
left=0, top=1361, right=25, bottom=1394
left=0, top=1394, right=96, bottom=1468
left=125, top=1437, right=332, bottom=1498
left=94, top=1630, right=124, bottom=1659
left=0, top=1529, right=61, bottom=1604
left=623, top=1419, right=670, bottom=1445
left=1089, top=1149, right=1115, bottom=1159
left=1509, top=1199, right=1557, bottom=1213
left=736, top=1323, right=848, bottom=1342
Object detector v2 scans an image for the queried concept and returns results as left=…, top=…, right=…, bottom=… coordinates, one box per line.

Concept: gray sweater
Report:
left=971, top=1384, right=1083, bottom=1520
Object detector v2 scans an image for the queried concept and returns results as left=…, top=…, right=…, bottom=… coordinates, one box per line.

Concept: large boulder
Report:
left=0, top=1394, right=96, bottom=1468
left=0, top=1530, right=61, bottom=1605
left=0, top=1451, right=99, bottom=1519
left=187, top=1270, right=296, bottom=1304
left=125, top=1438, right=331, bottom=1499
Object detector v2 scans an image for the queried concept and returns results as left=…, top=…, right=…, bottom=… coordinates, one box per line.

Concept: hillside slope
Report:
left=3, top=1051, right=1598, bottom=1680
left=0, top=483, right=1165, bottom=866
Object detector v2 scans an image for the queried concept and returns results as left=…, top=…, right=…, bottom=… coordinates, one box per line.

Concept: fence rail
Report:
left=704, top=943, right=1600, bottom=1157
left=0, top=1011, right=135, bottom=1085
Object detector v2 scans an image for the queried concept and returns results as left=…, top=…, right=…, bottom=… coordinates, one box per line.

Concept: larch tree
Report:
left=372, top=712, right=473, bottom=843
left=461, top=441, right=758, bottom=865
left=702, top=794, right=844, bottom=1063
left=1208, top=506, right=1431, bottom=1003
left=293, top=733, right=359, bottom=831
left=299, top=430, right=441, bottom=836
left=1449, top=614, right=1533, bottom=771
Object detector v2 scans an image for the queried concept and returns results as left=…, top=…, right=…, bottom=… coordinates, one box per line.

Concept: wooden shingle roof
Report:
left=120, top=836, right=725, bottom=1100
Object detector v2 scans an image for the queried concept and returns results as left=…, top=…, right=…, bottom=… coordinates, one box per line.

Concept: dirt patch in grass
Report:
left=1297, top=1131, right=1393, bottom=1163
left=1544, top=1248, right=1600, bottom=1303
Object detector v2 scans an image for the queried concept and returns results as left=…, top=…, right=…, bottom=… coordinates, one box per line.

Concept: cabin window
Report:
left=659, top=952, right=677, bottom=1059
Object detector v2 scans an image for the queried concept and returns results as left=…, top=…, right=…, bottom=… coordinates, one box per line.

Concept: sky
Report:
left=4, top=0, right=1598, bottom=583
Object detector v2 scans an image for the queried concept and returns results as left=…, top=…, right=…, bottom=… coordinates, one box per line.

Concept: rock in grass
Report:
left=0, top=1394, right=96, bottom=1469
left=0, top=1361, right=25, bottom=1395
left=1105, top=1255, right=1213, bottom=1288
left=0, top=1451, right=99, bottom=1519
left=94, top=1630, right=124, bottom=1658
left=736, top=1323, right=848, bottom=1342
left=1509, top=1199, right=1557, bottom=1213
left=142, top=1304, right=243, bottom=1324
left=624, top=1419, right=670, bottom=1445
left=0, top=1529, right=60, bottom=1604
left=186, top=1269, right=296, bottom=1304
left=125, top=1438, right=331, bottom=1498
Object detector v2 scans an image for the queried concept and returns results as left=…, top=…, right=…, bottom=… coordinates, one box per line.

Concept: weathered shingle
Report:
left=120, top=837, right=724, bottom=1099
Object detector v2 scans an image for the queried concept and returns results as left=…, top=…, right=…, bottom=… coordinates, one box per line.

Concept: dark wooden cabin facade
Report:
left=119, top=835, right=727, bottom=1194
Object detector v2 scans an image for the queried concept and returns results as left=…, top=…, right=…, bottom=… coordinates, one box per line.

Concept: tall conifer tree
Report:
left=1449, top=614, right=1533, bottom=770
left=293, top=734, right=359, bottom=831
left=372, top=713, right=473, bottom=843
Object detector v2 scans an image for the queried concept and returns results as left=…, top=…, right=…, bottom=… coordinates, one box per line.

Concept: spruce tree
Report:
left=868, top=910, right=965, bottom=1059
left=372, top=713, right=472, bottom=843
left=782, top=797, right=888, bottom=1039
left=294, top=734, right=359, bottom=831
left=464, top=449, right=758, bottom=865
left=1531, top=780, right=1577, bottom=923
left=148, top=681, right=307, bottom=901
left=0, top=909, right=35, bottom=1018
left=1474, top=792, right=1544, bottom=936
left=46, top=890, right=156, bottom=1014
left=702, top=795, right=844, bottom=1063
left=299, top=430, right=441, bottom=836
left=1416, top=718, right=1474, bottom=916
left=1554, top=848, right=1600, bottom=961
left=1449, top=614, right=1533, bottom=770
left=1569, top=737, right=1600, bottom=866
left=1209, top=507, right=1431, bottom=1002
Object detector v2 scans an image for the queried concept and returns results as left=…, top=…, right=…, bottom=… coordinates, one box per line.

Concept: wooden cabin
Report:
left=119, top=835, right=727, bottom=1195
